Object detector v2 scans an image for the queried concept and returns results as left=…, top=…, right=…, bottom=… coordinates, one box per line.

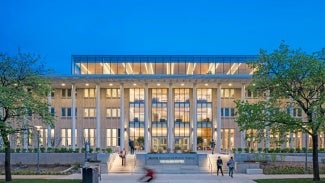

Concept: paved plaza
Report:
left=2, top=173, right=325, bottom=183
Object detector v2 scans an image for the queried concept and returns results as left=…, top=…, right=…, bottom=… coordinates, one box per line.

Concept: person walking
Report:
left=139, top=167, right=155, bottom=182
left=129, top=138, right=135, bottom=154
left=210, top=139, right=215, bottom=154
left=120, top=148, right=126, bottom=166
left=216, top=156, right=224, bottom=176
left=227, top=156, right=235, bottom=178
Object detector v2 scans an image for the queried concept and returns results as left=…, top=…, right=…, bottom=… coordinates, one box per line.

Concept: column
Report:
left=240, top=84, right=246, bottom=149
left=95, top=84, right=101, bottom=148
left=144, top=83, right=149, bottom=153
left=23, top=115, right=28, bottom=150
left=289, top=97, right=294, bottom=148
left=265, top=92, right=270, bottom=149
left=47, top=92, right=52, bottom=148
left=216, top=84, right=222, bottom=153
left=119, top=84, right=125, bottom=150
left=71, top=84, right=76, bottom=150
left=192, top=83, right=197, bottom=152
left=168, top=83, right=174, bottom=152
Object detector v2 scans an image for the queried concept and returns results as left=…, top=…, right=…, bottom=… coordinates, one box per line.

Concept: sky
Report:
left=1, top=0, right=325, bottom=74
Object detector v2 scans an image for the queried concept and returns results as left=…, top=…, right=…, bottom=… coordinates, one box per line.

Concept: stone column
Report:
left=240, top=84, right=246, bottom=149
left=168, top=83, right=174, bottom=152
left=144, top=83, right=149, bottom=153
left=119, top=84, right=125, bottom=150
left=216, top=84, right=222, bottom=153
left=192, top=83, right=197, bottom=152
left=289, top=97, right=294, bottom=148
left=71, top=84, right=76, bottom=150
left=96, top=84, right=101, bottom=148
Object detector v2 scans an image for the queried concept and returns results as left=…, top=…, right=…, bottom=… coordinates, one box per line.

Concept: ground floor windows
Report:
left=84, top=129, right=96, bottom=146
left=221, top=129, right=234, bottom=151
left=197, top=127, right=212, bottom=150
left=152, top=137, right=167, bottom=152
left=61, top=129, right=77, bottom=147
left=106, top=128, right=119, bottom=147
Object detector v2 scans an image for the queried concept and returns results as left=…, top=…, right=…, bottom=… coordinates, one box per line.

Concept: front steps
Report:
left=107, top=153, right=231, bottom=174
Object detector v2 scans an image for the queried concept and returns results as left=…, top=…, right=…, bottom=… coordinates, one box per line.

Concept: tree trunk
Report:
left=4, top=136, right=12, bottom=182
left=312, top=134, right=320, bottom=181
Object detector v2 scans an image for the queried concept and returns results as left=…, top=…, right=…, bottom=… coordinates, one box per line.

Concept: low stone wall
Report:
left=236, top=162, right=260, bottom=173
left=0, top=153, right=109, bottom=166
left=136, top=153, right=207, bottom=166
left=234, top=153, right=325, bottom=163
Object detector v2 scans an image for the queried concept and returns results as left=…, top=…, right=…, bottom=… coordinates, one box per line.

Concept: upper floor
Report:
left=72, top=55, right=258, bottom=76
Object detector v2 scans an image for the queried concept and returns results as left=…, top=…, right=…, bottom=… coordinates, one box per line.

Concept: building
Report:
left=11, top=55, right=316, bottom=152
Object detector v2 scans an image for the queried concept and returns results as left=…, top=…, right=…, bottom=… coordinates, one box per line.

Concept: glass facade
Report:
left=72, top=55, right=256, bottom=76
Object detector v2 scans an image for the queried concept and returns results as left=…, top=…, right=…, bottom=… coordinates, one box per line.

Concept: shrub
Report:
left=47, top=147, right=52, bottom=152
left=263, top=166, right=304, bottom=174
left=95, top=147, right=100, bottom=153
left=289, top=148, right=295, bottom=153
left=106, top=148, right=113, bottom=153
left=257, top=147, right=263, bottom=153
left=237, top=147, right=242, bottom=153
left=16, top=148, right=21, bottom=153
left=295, top=147, right=301, bottom=153
left=244, top=147, right=249, bottom=153
left=40, top=147, right=45, bottom=153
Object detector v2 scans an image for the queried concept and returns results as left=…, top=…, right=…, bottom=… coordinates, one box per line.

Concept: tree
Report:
left=235, top=43, right=325, bottom=181
left=0, top=51, right=54, bottom=181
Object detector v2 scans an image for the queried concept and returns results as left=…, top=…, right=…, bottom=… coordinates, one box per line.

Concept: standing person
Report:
left=120, top=148, right=126, bottom=166
left=129, top=138, right=135, bottom=154
left=216, top=156, right=224, bottom=176
left=210, top=139, right=215, bottom=154
left=227, top=156, right=235, bottom=178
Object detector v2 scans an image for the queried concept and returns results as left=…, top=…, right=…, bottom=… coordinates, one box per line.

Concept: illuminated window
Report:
left=84, top=88, right=95, bottom=98
left=84, top=108, right=96, bottom=117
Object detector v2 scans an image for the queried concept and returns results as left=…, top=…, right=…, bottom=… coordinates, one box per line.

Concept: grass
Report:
left=0, top=179, right=81, bottom=183
left=255, top=178, right=325, bottom=183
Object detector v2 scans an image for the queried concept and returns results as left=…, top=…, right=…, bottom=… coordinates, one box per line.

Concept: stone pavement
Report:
left=2, top=173, right=325, bottom=183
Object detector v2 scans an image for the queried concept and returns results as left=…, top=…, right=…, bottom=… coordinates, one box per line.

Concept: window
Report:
left=51, top=91, right=55, bottom=97
left=106, top=108, right=120, bottom=117
left=84, top=129, right=96, bottom=146
left=61, top=108, right=72, bottom=117
left=62, top=89, right=72, bottom=98
left=51, top=108, right=55, bottom=116
left=288, top=108, right=302, bottom=117
left=106, top=129, right=118, bottom=146
left=221, top=108, right=235, bottom=117
left=84, top=88, right=95, bottom=98
left=247, top=90, right=258, bottom=98
left=84, top=108, right=96, bottom=117
left=61, top=129, right=77, bottom=147
left=221, top=89, right=235, bottom=98
left=106, top=89, right=120, bottom=98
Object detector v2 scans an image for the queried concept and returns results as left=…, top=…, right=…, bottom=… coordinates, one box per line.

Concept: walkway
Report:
left=3, top=173, right=325, bottom=183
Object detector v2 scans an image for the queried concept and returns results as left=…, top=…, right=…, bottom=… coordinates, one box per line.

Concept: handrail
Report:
left=107, top=153, right=117, bottom=172
left=208, top=155, right=213, bottom=175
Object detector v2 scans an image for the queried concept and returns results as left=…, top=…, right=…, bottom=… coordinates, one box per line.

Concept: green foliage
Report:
left=244, top=147, right=249, bottom=153
left=263, top=166, right=305, bottom=174
left=257, top=147, right=263, bottom=153
left=105, top=148, right=113, bottom=153
left=234, top=43, right=325, bottom=180
left=237, top=147, right=242, bottom=153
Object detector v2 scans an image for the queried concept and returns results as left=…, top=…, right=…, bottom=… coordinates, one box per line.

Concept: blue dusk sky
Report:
left=1, top=0, right=325, bottom=74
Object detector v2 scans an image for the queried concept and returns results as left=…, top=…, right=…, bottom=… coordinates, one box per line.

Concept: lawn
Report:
left=0, top=179, right=81, bottom=183
left=255, top=178, right=325, bottom=183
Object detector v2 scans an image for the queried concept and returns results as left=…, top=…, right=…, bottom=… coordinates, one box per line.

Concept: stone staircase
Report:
left=108, top=153, right=231, bottom=174
left=108, top=153, right=137, bottom=173
left=207, top=154, right=231, bottom=175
